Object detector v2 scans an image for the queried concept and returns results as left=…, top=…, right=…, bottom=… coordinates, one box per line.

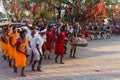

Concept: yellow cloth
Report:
left=4, top=35, right=9, bottom=57
left=1, top=34, right=5, bottom=54
left=15, top=38, right=28, bottom=68
left=9, top=32, right=18, bottom=59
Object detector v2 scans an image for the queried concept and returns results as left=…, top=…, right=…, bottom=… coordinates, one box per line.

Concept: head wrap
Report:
left=39, top=27, right=46, bottom=33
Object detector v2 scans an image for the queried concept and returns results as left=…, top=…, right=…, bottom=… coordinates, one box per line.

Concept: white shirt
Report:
left=32, top=34, right=46, bottom=54
left=28, top=34, right=36, bottom=46
left=69, top=27, right=74, bottom=34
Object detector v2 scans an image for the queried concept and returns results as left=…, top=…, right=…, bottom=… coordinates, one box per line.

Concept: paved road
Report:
left=0, top=36, right=120, bottom=80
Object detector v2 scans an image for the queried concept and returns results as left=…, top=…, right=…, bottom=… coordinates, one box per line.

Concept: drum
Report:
left=72, top=37, right=88, bottom=47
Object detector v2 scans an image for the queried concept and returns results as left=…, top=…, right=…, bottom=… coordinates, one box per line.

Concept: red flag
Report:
left=84, top=5, right=87, bottom=11
left=98, top=0, right=105, bottom=13
left=48, top=3, right=50, bottom=7
left=13, top=2, right=19, bottom=13
left=52, top=4, right=55, bottom=10
left=90, top=10, right=93, bottom=19
left=113, top=5, right=116, bottom=17
left=102, top=6, right=107, bottom=18
left=99, top=2, right=103, bottom=13
left=67, top=5, right=72, bottom=12
left=94, top=3, right=99, bottom=18
left=32, top=3, right=37, bottom=12
left=44, top=3, right=47, bottom=9
left=88, top=3, right=93, bottom=19
left=102, top=0, right=107, bottom=18
left=25, top=0, right=29, bottom=10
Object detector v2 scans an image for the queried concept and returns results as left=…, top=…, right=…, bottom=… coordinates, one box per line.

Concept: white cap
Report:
left=40, top=29, right=46, bottom=33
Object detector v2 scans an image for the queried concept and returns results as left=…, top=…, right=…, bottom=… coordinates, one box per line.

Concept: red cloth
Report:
left=52, top=28, right=56, bottom=35
left=85, top=33, right=89, bottom=38
left=42, top=45, right=45, bottom=54
left=32, top=3, right=37, bottom=12
left=52, top=28, right=56, bottom=42
left=102, top=6, right=107, bottom=18
left=80, top=28, right=85, bottom=34
left=25, top=1, right=29, bottom=10
left=45, top=31, right=54, bottom=52
left=69, top=37, right=74, bottom=45
left=16, top=39, right=22, bottom=45
left=13, top=2, right=19, bottom=13
left=85, top=28, right=90, bottom=38
left=55, top=32, right=66, bottom=56
left=94, top=3, right=99, bottom=17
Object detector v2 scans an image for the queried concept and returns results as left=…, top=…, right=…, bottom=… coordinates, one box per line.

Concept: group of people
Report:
left=0, top=19, right=113, bottom=77
left=0, top=21, right=78, bottom=77
left=67, top=22, right=111, bottom=41
left=112, top=22, right=120, bottom=35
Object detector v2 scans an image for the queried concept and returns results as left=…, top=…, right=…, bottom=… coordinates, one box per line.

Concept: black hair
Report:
left=12, top=26, right=16, bottom=30
left=20, top=30, right=26, bottom=36
left=39, top=27, right=46, bottom=31
left=30, top=27, right=35, bottom=30
left=3, top=27, right=8, bottom=31
left=47, top=25, right=53, bottom=30
left=61, top=25, right=66, bottom=30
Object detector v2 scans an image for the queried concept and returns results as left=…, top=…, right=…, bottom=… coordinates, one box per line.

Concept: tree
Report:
left=2, top=0, right=120, bottom=22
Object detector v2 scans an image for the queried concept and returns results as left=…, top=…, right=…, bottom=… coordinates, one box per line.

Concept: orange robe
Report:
left=15, top=38, right=28, bottom=68
left=9, top=32, right=19, bottom=59
left=4, top=35, right=9, bottom=57
left=1, top=34, right=5, bottom=54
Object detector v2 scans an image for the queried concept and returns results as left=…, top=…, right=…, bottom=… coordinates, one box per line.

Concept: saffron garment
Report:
left=9, top=32, right=19, bottom=59
left=45, top=31, right=54, bottom=52
left=1, top=34, right=5, bottom=55
left=15, top=38, right=28, bottom=68
left=55, top=32, right=66, bottom=56
left=4, top=35, right=9, bottom=57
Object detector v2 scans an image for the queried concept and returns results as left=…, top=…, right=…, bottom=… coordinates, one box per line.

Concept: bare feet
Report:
left=31, top=64, right=35, bottom=71
left=70, top=55, right=73, bottom=58
left=55, top=59, right=58, bottom=63
left=73, top=56, right=77, bottom=58
left=60, top=62, right=64, bottom=64
left=21, top=74, right=26, bottom=77
left=37, top=67, right=42, bottom=72
left=48, top=57, right=51, bottom=60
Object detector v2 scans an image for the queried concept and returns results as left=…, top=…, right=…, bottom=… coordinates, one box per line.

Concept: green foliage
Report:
left=3, top=0, right=120, bottom=22
left=40, top=9, right=52, bottom=20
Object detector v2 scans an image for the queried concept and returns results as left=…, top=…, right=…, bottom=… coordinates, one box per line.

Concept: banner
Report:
left=94, top=0, right=107, bottom=18
left=102, top=6, right=107, bottom=18
left=101, top=0, right=107, bottom=18
left=94, top=3, right=99, bottom=18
